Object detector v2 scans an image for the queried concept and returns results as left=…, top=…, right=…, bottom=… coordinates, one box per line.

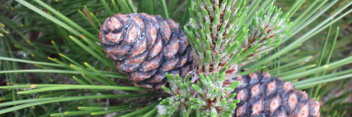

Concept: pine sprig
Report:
left=158, top=73, right=240, bottom=116
left=186, top=0, right=249, bottom=76
left=241, top=4, right=290, bottom=65
left=186, top=0, right=291, bottom=77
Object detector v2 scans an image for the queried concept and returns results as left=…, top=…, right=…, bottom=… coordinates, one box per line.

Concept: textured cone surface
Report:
left=99, top=13, right=193, bottom=88
left=233, top=72, right=320, bottom=117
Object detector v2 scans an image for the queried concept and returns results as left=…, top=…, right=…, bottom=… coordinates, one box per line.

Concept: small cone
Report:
left=99, top=13, right=193, bottom=88
left=233, top=72, right=320, bottom=117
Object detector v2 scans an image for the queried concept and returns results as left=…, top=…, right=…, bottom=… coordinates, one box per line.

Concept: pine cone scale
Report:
left=129, top=37, right=147, bottom=57
left=140, top=55, right=161, bottom=72
left=124, top=25, right=138, bottom=45
left=160, top=57, right=179, bottom=72
left=148, top=36, right=163, bottom=59
left=129, top=71, right=154, bottom=81
left=123, top=52, right=147, bottom=65
left=164, top=37, right=179, bottom=59
left=145, top=26, right=157, bottom=49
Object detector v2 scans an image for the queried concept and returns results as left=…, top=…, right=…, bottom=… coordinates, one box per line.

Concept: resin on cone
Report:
left=233, top=72, right=320, bottom=117
left=99, top=13, right=193, bottom=88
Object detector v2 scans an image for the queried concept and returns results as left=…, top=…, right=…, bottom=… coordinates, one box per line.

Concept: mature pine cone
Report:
left=233, top=72, right=320, bottom=117
left=99, top=13, right=193, bottom=88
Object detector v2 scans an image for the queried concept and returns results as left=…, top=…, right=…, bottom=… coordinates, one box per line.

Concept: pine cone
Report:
left=99, top=13, right=193, bottom=88
left=233, top=72, right=320, bottom=117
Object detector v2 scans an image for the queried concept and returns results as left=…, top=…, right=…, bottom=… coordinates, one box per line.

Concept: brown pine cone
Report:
left=99, top=13, right=193, bottom=89
left=233, top=72, right=320, bottom=117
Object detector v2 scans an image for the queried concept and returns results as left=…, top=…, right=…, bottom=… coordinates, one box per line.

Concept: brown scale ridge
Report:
left=99, top=13, right=193, bottom=89
left=233, top=72, right=320, bottom=117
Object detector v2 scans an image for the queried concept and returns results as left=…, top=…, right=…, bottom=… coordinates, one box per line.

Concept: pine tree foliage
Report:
left=159, top=73, right=240, bottom=116
left=185, top=0, right=291, bottom=77
left=0, top=0, right=351, bottom=116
